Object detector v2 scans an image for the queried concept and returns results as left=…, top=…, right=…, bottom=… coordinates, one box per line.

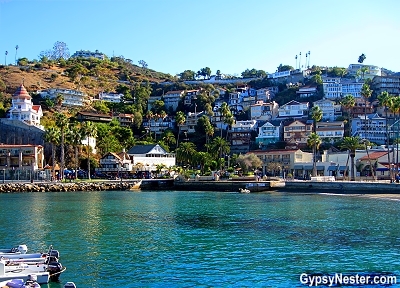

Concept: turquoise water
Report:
left=0, top=191, right=399, bottom=287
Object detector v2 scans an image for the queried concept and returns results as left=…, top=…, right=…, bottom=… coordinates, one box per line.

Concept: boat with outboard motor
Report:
left=0, top=275, right=41, bottom=288
left=0, top=245, right=59, bottom=261
left=0, top=245, right=64, bottom=283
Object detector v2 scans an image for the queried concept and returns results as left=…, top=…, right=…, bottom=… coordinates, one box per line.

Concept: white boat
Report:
left=0, top=245, right=59, bottom=261
left=239, top=188, right=250, bottom=193
left=0, top=260, right=49, bottom=284
left=0, top=275, right=41, bottom=287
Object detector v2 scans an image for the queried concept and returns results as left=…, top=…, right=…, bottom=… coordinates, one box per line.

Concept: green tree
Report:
left=179, top=70, right=196, bottom=80
left=340, top=136, right=363, bottom=181
left=378, top=91, right=394, bottom=181
left=307, top=132, right=322, bottom=177
left=277, top=64, right=294, bottom=72
left=162, top=130, right=176, bottom=150
left=176, top=142, right=196, bottom=167
left=55, top=112, right=69, bottom=180
left=340, top=94, right=355, bottom=136
left=82, top=121, right=97, bottom=180
left=43, top=127, right=60, bottom=180
left=175, top=111, right=186, bottom=148
left=358, top=53, right=366, bottom=64
left=310, top=106, right=323, bottom=132
left=235, top=153, right=262, bottom=174
left=66, top=123, right=85, bottom=179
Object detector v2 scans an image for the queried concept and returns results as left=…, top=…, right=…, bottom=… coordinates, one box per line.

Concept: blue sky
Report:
left=1, top=0, right=399, bottom=76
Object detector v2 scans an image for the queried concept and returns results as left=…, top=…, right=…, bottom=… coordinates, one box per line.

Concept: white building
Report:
left=38, top=88, right=89, bottom=107
left=351, top=113, right=387, bottom=144
left=255, top=121, right=282, bottom=148
left=163, top=90, right=184, bottom=111
left=98, top=92, right=123, bottom=103
left=347, top=64, right=381, bottom=79
left=322, top=77, right=342, bottom=99
left=313, top=99, right=342, bottom=122
left=7, top=84, right=44, bottom=130
left=250, top=101, right=279, bottom=122
left=315, top=121, right=345, bottom=142
left=277, top=100, right=309, bottom=119
left=127, top=144, right=176, bottom=170
left=341, top=79, right=364, bottom=98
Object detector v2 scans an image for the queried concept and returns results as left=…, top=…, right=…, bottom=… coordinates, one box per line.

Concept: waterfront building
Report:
left=0, top=144, right=44, bottom=180
left=7, top=84, right=43, bottom=130
left=97, top=151, right=133, bottom=175
left=230, top=120, right=258, bottom=154
left=127, top=144, right=176, bottom=171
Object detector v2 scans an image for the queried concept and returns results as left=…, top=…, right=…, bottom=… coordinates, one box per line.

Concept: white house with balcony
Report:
left=7, top=84, right=44, bottom=130
left=277, top=100, right=309, bottom=119
left=38, top=88, right=89, bottom=107
left=347, top=64, right=381, bottom=79
left=315, top=121, right=345, bottom=143
left=351, top=113, right=387, bottom=144
left=163, top=90, right=185, bottom=111
left=322, top=77, right=342, bottom=99
left=250, top=101, right=279, bottom=122
left=255, top=120, right=282, bottom=148
left=98, top=92, right=123, bottom=103
left=341, top=79, right=364, bottom=98
left=127, top=144, right=176, bottom=171
left=97, top=151, right=133, bottom=175
left=313, top=99, right=342, bottom=121
left=256, top=87, right=278, bottom=102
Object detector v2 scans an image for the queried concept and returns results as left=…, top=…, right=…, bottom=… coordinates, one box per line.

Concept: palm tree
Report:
left=340, top=136, right=363, bottom=181
left=378, top=91, right=394, bottom=181
left=310, top=106, right=323, bottom=132
left=82, top=121, right=97, bottom=180
left=66, top=123, right=85, bottom=180
left=307, top=132, right=322, bottom=177
left=175, top=111, right=186, bottom=148
left=162, top=130, right=176, bottom=150
left=55, top=112, right=69, bottom=181
left=176, top=142, right=196, bottom=167
left=388, top=96, right=400, bottom=172
left=43, top=127, right=60, bottom=181
left=218, top=102, right=230, bottom=138
left=340, top=94, right=355, bottom=136
left=210, top=137, right=230, bottom=166
left=15, top=45, right=18, bottom=65
left=224, top=113, right=235, bottom=142
left=145, top=110, right=154, bottom=140
left=195, top=151, right=210, bottom=174
left=361, top=83, right=373, bottom=178
left=204, top=122, right=214, bottom=148
left=4, top=51, right=8, bottom=66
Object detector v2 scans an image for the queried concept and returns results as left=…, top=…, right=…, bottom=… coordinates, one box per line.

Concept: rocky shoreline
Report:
left=0, top=181, right=134, bottom=193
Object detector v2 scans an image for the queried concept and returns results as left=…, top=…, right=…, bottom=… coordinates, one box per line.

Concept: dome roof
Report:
left=13, top=84, right=31, bottom=99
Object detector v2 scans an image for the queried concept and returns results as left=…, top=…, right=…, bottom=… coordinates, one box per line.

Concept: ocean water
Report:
left=0, top=190, right=399, bottom=287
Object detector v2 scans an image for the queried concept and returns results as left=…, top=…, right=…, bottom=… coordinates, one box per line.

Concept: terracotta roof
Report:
left=13, top=84, right=31, bottom=99
left=32, top=105, right=41, bottom=112
left=249, top=149, right=299, bottom=154
left=358, top=151, right=388, bottom=161
left=165, top=90, right=184, bottom=95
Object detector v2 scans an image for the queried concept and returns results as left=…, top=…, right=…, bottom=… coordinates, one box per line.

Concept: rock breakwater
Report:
left=0, top=182, right=134, bottom=193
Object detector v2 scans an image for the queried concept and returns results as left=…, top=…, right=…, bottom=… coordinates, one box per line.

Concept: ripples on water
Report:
left=0, top=191, right=399, bottom=287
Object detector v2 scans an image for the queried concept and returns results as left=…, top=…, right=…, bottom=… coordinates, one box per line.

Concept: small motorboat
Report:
left=64, top=282, right=77, bottom=288
left=130, top=179, right=142, bottom=190
left=0, top=276, right=40, bottom=288
left=239, top=188, right=250, bottom=193
left=0, top=245, right=59, bottom=261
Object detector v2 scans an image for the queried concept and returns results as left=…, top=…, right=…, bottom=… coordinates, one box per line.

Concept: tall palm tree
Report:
left=340, top=136, right=363, bottom=181
left=55, top=112, right=69, bottom=181
left=43, top=127, right=60, bottom=181
left=218, top=102, right=230, bottom=138
left=162, top=130, right=176, bottom=150
left=210, top=136, right=230, bottom=163
left=204, top=122, right=214, bottom=148
left=4, top=51, right=8, bottom=66
left=340, top=94, right=355, bottom=136
left=176, top=142, right=196, bottom=167
left=307, top=132, right=322, bottom=177
left=82, top=121, right=97, bottom=180
left=390, top=96, right=400, bottom=171
left=145, top=110, right=154, bottom=140
left=66, top=123, right=85, bottom=180
left=361, top=83, right=373, bottom=177
left=15, top=45, right=18, bottom=65
left=175, top=111, right=186, bottom=149
left=224, top=113, right=235, bottom=142
left=378, top=91, right=394, bottom=181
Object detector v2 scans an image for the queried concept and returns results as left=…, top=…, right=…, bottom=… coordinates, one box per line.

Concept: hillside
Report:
left=0, top=57, right=175, bottom=98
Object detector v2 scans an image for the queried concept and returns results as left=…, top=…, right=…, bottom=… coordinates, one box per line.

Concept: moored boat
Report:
left=0, top=245, right=59, bottom=260
left=0, top=277, right=41, bottom=288
left=129, top=179, right=142, bottom=190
